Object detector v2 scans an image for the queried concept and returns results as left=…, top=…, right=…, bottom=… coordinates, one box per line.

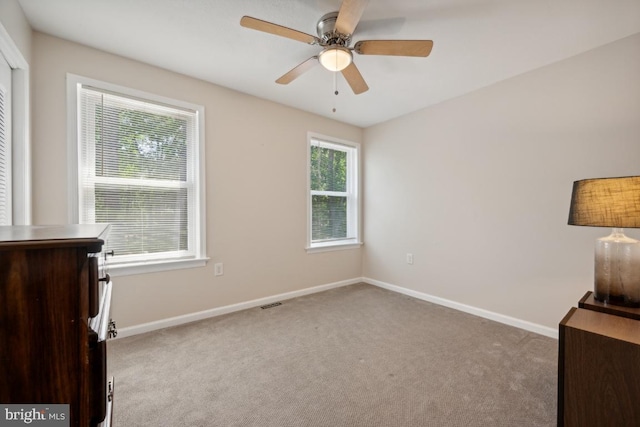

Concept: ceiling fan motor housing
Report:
left=317, top=11, right=352, bottom=46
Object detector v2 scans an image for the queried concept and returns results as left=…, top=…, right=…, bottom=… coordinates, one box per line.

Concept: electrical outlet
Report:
left=406, top=253, right=413, bottom=265
left=214, top=263, right=224, bottom=276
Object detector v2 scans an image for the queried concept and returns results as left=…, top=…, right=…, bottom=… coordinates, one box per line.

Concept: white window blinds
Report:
left=0, top=56, right=11, bottom=225
left=78, top=85, right=199, bottom=263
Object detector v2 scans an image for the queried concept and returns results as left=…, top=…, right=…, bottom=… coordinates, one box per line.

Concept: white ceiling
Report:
left=17, top=0, right=640, bottom=128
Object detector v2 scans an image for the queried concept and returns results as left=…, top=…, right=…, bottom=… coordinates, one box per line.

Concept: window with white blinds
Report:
left=307, top=134, right=360, bottom=251
left=0, top=55, right=11, bottom=226
left=73, top=77, right=206, bottom=269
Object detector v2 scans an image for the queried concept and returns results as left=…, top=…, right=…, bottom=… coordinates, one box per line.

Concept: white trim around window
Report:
left=67, top=74, right=208, bottom=276
left=306, top=132, right=362, bottom=253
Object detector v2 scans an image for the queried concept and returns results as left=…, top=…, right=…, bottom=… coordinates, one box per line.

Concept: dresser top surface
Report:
left=0, top=224, right=110, bottom=249
left=562, top=307, right=640, bottom=346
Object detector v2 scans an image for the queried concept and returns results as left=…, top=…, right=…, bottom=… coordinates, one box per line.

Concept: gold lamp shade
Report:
left=568, top=176, right=640, bottom=228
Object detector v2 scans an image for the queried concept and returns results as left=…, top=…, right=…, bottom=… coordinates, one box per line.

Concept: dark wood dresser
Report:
left=0, top=224, right=115, bottom=426
left=558, top=291, right=640, bottom=427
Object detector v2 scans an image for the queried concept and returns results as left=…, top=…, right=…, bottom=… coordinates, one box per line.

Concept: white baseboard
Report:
left=115, top=277, right=361, bottom=338
left=117, top=277, right=558, bottom=340
left=363, top=277, right=559, bottom=339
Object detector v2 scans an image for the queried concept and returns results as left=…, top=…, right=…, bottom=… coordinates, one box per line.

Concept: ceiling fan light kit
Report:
left=318, top=46, right=352, bottom=72
left=240, top=0, right=433, bottom=95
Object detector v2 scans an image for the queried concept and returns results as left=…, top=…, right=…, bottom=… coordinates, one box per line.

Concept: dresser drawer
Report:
left=95, top=377, right=114, bottom=427
left=89, top=281, right=113, bottom=340
left=88, top=256, right=100, bottom=317
left=89, top=249, right=112, bottom=320
left=89, top=333, right=107, bottom=425
left=88, top=280, right=114, bottom=426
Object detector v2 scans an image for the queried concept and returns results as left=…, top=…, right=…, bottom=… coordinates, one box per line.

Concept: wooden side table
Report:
left=558, top=292, right=640, bottom=427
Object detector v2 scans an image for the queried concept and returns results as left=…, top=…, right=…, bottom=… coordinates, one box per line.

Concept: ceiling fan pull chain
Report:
left=332, top=71, right=338, bottom=113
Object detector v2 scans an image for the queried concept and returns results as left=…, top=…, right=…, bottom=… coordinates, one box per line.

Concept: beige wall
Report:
left=363, top=33, right=640, bottom=329
left=31, top=32, right=363, bottom=328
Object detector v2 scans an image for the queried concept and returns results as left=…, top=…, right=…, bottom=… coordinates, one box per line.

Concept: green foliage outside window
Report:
left=93, top=105, right=189, bottom=255
left=95, top=106, right=187, bottom=180
left=310, top=145, right=348, bottom=241
left=310, top=146, right=346, bottom=192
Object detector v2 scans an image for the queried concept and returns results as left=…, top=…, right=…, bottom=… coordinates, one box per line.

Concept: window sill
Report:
left=108, top=257, right=209, bottom=277
left=306, top=241, right=363, bottom=254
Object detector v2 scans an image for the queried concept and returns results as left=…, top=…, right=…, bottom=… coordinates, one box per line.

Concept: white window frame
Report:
left=67, top=74, right=208, bottom=276
left=0, top=22, right=31, bottom=225
left=306, top=132, right=362, bottom=253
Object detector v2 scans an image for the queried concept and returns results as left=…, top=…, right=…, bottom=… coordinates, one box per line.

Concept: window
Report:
left=307, top=133, right=361, bottom=252
left=68, top=75, right=206, bottom=274
left=0, top=24, right=31, bottom=226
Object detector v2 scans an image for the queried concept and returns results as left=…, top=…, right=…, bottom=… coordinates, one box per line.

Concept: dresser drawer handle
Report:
left=107, top=379, right=114, bottom=402
left=108, top=320, right=118, bottom=339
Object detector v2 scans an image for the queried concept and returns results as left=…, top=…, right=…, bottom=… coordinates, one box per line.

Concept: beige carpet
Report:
left=108, top=283, right=557, bottom=426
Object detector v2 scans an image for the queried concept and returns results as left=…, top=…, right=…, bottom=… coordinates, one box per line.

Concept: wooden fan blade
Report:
left=240, top=16, right=319, bottom=45
left=276, top=57, right=318, bottom=85
left=341, top=62, right=369, bottom=94
left=355, top=40, right=434, bottom=57
left=335, top=0, right=370, bottom=35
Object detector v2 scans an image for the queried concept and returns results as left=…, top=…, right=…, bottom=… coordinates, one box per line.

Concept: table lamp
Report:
left=568, top=176, right=640, bottom=307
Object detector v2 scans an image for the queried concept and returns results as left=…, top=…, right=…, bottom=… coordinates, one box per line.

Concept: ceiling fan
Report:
left=240, top=0, right=434, bottom=95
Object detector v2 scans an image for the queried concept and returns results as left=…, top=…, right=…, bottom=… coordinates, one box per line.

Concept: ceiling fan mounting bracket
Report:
left=316, top=11, right=352, bottom=47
